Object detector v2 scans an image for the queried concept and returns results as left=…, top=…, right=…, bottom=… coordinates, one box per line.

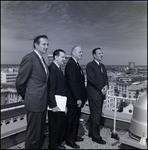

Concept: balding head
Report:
left=71, top=46, right=83, bottom=61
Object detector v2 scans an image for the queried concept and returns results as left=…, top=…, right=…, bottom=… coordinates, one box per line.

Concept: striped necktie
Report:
left=41, top=57, right=47, bottom=74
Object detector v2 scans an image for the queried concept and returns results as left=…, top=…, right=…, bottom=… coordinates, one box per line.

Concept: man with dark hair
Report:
left=16, top=35, right=49, bottom=149
left=65, top=46, right=87, bottom=149
left=86, top=47, right=108, bottom=145
left=47, top=49, right=67, bottom=149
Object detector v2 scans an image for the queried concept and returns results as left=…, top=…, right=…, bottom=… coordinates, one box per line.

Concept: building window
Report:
left=20, top=115, right=25, bottom=120
left=13, top=118, right=17, bottom=122
left=5, top=119, right=10, bottom=125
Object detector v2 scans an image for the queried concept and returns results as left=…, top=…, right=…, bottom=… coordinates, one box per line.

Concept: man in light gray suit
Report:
left=16, top=35, right=49, bottom=149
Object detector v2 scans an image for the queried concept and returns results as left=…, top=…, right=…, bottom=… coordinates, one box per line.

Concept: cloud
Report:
left=1, top=1, right=147, bottom=65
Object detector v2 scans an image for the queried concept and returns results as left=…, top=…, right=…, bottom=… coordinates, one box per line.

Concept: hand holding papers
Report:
left=47, top=95, right=67, bottom=112
left=55, top=95, right=67, bottom=112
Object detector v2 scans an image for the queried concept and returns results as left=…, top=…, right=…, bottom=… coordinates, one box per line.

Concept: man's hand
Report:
left=77, top=100, right=82, bottom=107
left=52, top=106, right=60, bottom=112
left=101, top=85, right=108, bottom=95
left=103, top=85, right=108, bottom=91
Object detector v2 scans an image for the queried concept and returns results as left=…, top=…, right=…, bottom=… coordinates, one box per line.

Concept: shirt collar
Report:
left=34, top=50, right=42, bottom=60
left=94, top=59, right=100, bottom=65
left=53, top=61, right=60, bottom=69
left=72, top=57, right=78, bottom=63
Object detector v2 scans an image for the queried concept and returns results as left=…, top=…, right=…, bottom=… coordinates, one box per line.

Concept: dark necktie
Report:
left=99, top=63, right=103, bottom=74
left=59, top=67, right=63, bottom=74
left=77, top=62, right=84, bottom=75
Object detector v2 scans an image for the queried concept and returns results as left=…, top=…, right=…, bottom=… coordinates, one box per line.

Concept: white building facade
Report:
left=1, top=71, right=18, bottom=84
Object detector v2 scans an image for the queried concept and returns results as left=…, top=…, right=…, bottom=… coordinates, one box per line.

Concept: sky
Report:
left=1, top=1, right=147, bottom=65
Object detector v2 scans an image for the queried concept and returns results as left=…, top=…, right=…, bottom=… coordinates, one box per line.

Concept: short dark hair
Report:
left=53, top=49, right=65, bottom=59
left=92, top=47, right=101, bottom=55
left=33, top=35, right=48, bottom=49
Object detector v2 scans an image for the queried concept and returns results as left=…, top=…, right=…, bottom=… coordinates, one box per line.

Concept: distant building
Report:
left=127, top=62, right=137, bottom=74
left=1, top=64, right=19, bottom=72
left=1, top=70, right=18, bottom=84
left=128, top=80, right=147, bottom=99
left=114, top=78, right=147, bottom=99
left=116, top=76, right=132, bottom=82
left=115, top=80, right=131, bottom=98
left=129, top=62, right=135, bottom=69
left=103, top=82, right=115, bottom=110
left=1, top=83, right=22, bottom=105
left=48, top=54, right=54, bottom=65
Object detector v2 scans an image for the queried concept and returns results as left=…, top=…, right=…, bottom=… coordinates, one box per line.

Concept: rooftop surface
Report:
left=8, top=120, right=134, bottom=149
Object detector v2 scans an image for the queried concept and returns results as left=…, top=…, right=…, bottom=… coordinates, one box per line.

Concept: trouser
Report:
left=48, top=111, right=66, bottom=149
left=25, top=110, right=47, bottom=149
left=88, top=99, right=103, bottom=140
left=66, top=105, right=81, bottom=142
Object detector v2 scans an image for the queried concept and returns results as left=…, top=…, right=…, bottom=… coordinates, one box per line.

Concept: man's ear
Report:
left=55, top=55, right=58, bottom=61
left=93, top=54, right=95, bottom=58
left=35, top=43, right=38, bottom=48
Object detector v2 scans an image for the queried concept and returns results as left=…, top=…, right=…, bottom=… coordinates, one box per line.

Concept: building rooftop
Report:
left=8, top=120, right=130, bottom=149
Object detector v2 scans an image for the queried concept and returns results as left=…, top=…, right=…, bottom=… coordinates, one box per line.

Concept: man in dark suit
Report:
left=47, top=49, right=67, bottom=149
left=16, top=35, right=49, bottom=149
left=86, top=47, right=108, bottom=145
left=65, top=46, right=87, bottom=149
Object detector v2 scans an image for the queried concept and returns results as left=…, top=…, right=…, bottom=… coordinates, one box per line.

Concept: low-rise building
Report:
left=1, top=70, right=18, bottom=84
left=1, top=83, right=22, bottom=105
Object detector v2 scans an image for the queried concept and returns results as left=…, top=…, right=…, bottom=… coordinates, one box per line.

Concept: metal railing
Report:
left=1, top=95, right=137, bottom=139
left=106, top=95, right=136, bottom=136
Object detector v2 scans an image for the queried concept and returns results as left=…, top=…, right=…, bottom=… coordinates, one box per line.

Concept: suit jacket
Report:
left=65, top=57, right=87, bottom=107
left=16, top=51, right=49, bottom=112
left=48, top=62, right=67, bottom=108
left=86, top=60, right=108, bottom=101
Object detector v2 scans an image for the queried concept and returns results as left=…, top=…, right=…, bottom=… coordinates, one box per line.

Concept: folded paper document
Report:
left=47, top=95, right=67, bottom=112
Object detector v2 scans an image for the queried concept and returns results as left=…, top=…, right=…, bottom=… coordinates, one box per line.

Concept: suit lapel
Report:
left=33, top=51, right=48, bottom=77
left=93, top=60, right=103, bottom=74
left=52, top=62, right=64, bottom=78
left=71, top=57, right=84, bottom=77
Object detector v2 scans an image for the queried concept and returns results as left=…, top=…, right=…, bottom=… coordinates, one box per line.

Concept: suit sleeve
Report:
left=65, top=63, right=81, bottom=100
left=16, top=55, right=32, bottom=99
left=86, top=63, right=103, bottom=91
left=48, top=67, right=57, bottom=108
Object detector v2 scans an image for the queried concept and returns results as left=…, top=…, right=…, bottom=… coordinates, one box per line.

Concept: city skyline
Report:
left=1, top=1, right=147, bottom=66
